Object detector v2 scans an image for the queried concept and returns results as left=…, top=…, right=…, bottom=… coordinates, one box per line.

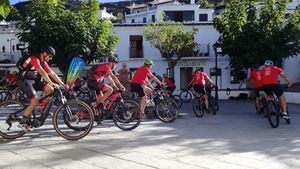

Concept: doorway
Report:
left=180, top=67, right=193, bottom=90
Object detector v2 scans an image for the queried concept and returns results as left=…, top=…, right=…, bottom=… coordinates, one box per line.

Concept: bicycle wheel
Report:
left=155, top=98, right=178, bottom=123
left=77, top=91, right=92, bottom=105
left=172, top=94, right=182, bottom=108
left=0, top=91, right=12, bottom=100
left=267, top=101, right=280, bottom=128
left=53, top=99, right=94, bottom=140
left=209, top=96, right=217, bottom=115
left=0, top=100, right=26, bottom=139
left=193, top=97, right=205, bottom=118
left=113, top=100, right=142, bottom=131
left=180, top=90, right=192, bottom=103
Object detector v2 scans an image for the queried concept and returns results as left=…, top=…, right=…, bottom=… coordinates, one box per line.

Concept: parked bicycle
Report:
left=0, top=87, right=94, bottom=140
left=179, top=87, right=193, bottom=103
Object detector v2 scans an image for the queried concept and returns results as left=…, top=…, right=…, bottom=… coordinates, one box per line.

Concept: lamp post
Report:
left=213, top=42, right=222, bottom=100
left=9, top=38, right=15, bottom=55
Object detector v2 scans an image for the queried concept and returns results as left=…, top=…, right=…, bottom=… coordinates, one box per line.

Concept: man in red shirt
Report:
left=130, top=60, right=163, bottom=117
left=16, top=46, right=65, bottom=131
left=247, top=64, right=263, bottom=113
left=87, top=56, right=125, bottom=112
left=188, top=68, right=214, bottom=111
left=163, top=74, right=176, bottom=95
left=261, top=60, right=292, bottom=119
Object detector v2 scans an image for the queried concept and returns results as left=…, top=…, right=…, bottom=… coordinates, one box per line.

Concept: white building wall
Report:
left=282, top=54, right=300, bottom=83
left=0, top=27, right=23, bottom=63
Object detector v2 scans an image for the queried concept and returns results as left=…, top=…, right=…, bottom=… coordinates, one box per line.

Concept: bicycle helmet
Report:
left=41, top=46, right=56, bottom=56
left=144, top=60, right=153, bottom=66
left=108, top=56, right=119, bottom=63
left=264, top=60, right=273, bottom=66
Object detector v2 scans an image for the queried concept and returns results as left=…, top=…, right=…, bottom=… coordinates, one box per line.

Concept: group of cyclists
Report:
left=0, top=45, right=293, bottom=132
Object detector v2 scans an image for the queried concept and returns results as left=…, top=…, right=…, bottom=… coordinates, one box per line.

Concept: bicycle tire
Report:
left=193, top=97, right=205, bottom=118
left=172, top=94, right=182, bottom=108
left=0, top=100, right=26, bottom=139
left=155, top=98, right=178, bottom=123
left=209, top=96, right=217, bottom=115
left=113, top=100, right=142, bottom=131
left=180, top=90, right=192, bottom=103
left=267, top=100, right=280, bottom=128
left=53, top=99, right=94, bottom=140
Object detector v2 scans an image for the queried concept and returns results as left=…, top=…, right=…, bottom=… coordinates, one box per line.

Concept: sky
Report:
left=10, top=0, right=128, bottom=5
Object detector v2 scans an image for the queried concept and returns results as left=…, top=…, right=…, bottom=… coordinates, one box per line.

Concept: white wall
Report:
left=282, top=54, right=300, bottom=83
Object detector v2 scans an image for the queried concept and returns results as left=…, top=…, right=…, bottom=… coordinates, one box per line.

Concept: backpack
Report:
left=16, top=53, right=31, bottom=71
left=86, top=65, right=99, bottom=79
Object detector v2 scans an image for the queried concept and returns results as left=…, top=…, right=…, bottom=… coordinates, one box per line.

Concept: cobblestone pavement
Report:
left=1, top=100, right=300, bottom=169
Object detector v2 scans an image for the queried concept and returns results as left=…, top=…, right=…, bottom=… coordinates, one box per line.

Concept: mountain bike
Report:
left=87, top=89, right=142, bottom=131
left=179, top=87, right=193, bottom=103
left=192, top=92, right=216, bottom=117
left=164, top=87, right=182, bottom=108
left=0, top=87, right=94, bottom=140
left=266, top=92, right=290, bottom=128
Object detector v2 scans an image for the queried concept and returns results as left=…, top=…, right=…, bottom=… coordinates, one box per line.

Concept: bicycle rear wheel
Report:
left=180, top=90, right=192, bottom=103
left=267, top=101, right=280, bottom=128
left=193, top=97, right=205, bottom=118
left=113, top=100, right=142, bottom=131
left=209, top=96, right=217, bottom=115
left=53, top=100, right=94, bottom=140
left=0, top=100, right=26, bottom=139
left=155, top=98, right=178, bottom=123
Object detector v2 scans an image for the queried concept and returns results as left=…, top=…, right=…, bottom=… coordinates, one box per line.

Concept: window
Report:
left=151, top=15, right=156, bottom=22
left=131, top=19, right=135, bottom=23
left=199, top=14, right=208, bottom=22
left=164, top=11, right=194, bottom=22
left=143, top=17, right=146, bottom=23
left=129, top=35, right=143, bottom=58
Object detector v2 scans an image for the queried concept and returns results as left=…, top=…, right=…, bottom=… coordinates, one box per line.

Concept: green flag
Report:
left=0, top=0, right=10, bottom=19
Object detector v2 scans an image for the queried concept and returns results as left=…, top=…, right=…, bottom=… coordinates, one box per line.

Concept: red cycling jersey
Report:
left=164, top=77, right=175, bottom=87
left=261, top=65, right=282, bottom=85
left=193, top=71, right=208, bottom=85
left=23, top=56, right=52, bottom=73
left=93, top=63, right=112, bottom=81
left=5, top=73, right=18, bottom=84
left=249, top=69, right=262, bottom=88
left=131, top=65, right=151, bottom=85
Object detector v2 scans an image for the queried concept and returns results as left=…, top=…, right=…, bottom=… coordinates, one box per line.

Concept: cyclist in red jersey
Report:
left=188, top=68, right=214, bottom=111
left=87, top=56, right=125, bottom=111
left=163, top=74, right=176, bottom=95
left=16, top=46, right=65, bottom=131
left=261, top=60, right=292, bottom=119
left=247, top=64, right=263, bottom=113
left=130, top=60, right=163, bottom=117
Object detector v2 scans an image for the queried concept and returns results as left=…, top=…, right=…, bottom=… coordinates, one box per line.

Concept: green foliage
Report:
left=0, top=0, right=10, bottom=19
left=214, top=0, right=300, bottom=69
left=197, top=0, right=209, bottom=8
left=0, top=6, right=23, bottom=21
left=144, top=18, right=196, bottom=77
left=17, top=0, right=118, bottom=73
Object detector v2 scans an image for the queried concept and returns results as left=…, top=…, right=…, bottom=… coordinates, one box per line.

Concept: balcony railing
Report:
left=180, top=43, right=210, bottom=58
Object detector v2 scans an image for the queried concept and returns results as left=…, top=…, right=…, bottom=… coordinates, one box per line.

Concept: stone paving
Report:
left=0, top=100, right=300, bottom=169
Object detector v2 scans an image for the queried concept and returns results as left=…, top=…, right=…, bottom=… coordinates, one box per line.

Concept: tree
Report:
left=17, top=0, right=118, bottom=73
left=0, top=0, right=10, bottom=19
left=1, top=6, right=23, bottom=21
left=197, top=0, right=208, bottom=8
left=214, top=0, right=300, bottom=69
left=144, top=18, right=196, bottom=78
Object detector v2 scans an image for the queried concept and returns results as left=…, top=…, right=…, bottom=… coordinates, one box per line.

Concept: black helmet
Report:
left=108, top=56, right=119, bottom=63
left=41, top=46, right=55, bottom=56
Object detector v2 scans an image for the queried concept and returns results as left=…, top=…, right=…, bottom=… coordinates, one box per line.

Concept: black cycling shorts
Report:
left=17, top=79, right=44, bottom=100
left=262, top=84, right=283, bottom=97
left=193, top=84, right=206, bottom=95
left=130, top=83, right=145, bottom=98
left=166, top=86, right=176, bottom=95
left=253, top=87, right=263, bottom=97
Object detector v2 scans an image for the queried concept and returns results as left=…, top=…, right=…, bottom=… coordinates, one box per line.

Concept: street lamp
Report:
left=9, top=38, right=15, bottom=55
left=213, top=42, right=222, bottom=100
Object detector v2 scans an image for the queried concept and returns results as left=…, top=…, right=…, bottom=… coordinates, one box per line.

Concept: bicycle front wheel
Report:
left=0, top=100, right=26, bottom=139
left=267, top=101, right=280, bottom=128
left=180, top=90, right=192, bottom=103
left=113, top=100, right=142, bottom=131
left=155, top=98, right=178, bottom=123
left=53, top=100, right=94, bottom=140
left=193, top=97, right=205, bottom=118
left=172, top=94, right=182, bottom=108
